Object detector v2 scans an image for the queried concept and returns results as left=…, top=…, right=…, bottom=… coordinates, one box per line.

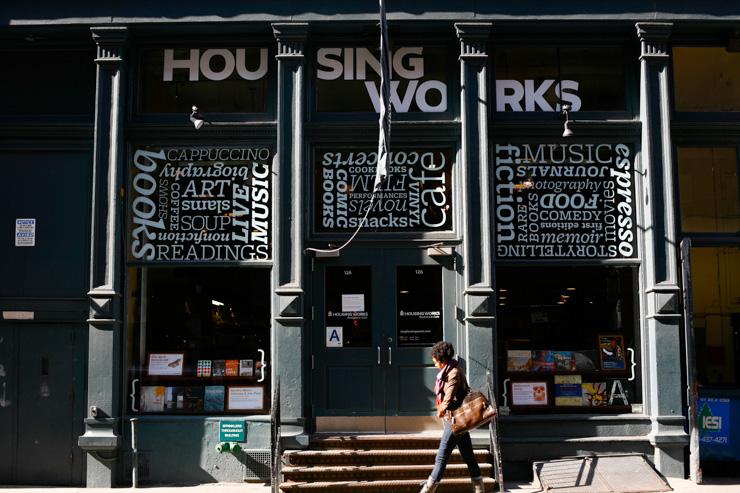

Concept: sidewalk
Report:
left=1, top=477, right=739, bottom=492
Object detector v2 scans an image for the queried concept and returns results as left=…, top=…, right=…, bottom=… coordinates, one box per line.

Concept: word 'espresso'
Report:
left=495, top=143, right=636, bottom=259
left=317, top=149, right=452, bottom=232
left=130, top=147, right=272, bottom=262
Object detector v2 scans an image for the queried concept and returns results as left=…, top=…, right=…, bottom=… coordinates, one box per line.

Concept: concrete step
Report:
left=284, top=449, right=491, bottom=467
left=310, top=434, right=441, bottom=450
left=279, top=477, right=497, bottom=492
left=282, top=462, right=494, bottom=481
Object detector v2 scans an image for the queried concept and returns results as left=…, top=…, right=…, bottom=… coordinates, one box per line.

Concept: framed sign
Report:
left=315, top=147, right=453, bottom=233
left=511, top=381, right=549, bottom=406
left=147, top=353, right=184, bottom=376
left=227, top=386, right=264, bottom=410
left=494, top=143, right=637, bottom=259
left=129, top=146, right=273, bottom=263
left=598, top=334, right=626, bottom=371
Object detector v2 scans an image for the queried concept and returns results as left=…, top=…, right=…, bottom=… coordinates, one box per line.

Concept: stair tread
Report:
left=280, top=477, right=496, bottom=489
left=285, top=449, right=489, bottom=456
left=283, top=463, right=494, bottom=472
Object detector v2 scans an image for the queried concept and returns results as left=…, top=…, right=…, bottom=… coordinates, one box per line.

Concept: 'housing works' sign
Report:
left=129, top=147, right=272, bottom=262
left=494, top=143, right=637, bottom=259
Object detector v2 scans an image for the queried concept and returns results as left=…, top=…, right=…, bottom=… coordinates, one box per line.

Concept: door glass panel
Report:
left=678, top=147, right=740, bottom=233
left=690, top=247, right=740, bottom=387
left=325, top=266, right=372, bottom=347
left=396, top=265, right=443, bottom=346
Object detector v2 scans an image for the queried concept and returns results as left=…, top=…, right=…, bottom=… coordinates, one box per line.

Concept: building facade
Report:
left=1, top=1, right=739, bottom=487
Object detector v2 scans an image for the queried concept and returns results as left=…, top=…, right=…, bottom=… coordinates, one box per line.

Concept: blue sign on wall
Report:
left=699, top=397, right=730, bottom=446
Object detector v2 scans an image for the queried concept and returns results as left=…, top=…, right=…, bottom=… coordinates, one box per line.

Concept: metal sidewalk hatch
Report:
left=533, top=454, right=673, bottom=492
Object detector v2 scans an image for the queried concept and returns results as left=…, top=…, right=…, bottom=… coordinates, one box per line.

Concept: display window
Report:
left=496, top=265, right=640, bottom=413
left=677, top=147, right=740, bottom=233
left=127, top=267, right=271, bottom=415
left=673, top=47, right=740, bottom=112
left=688, top=247, right=740, bottom=388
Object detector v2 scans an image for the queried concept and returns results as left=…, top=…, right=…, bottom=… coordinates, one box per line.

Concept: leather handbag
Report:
left=448, top=390, right=497, bottom=436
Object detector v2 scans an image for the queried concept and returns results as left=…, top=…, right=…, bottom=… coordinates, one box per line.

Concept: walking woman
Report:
left=419, top=341, right=485, bottom=493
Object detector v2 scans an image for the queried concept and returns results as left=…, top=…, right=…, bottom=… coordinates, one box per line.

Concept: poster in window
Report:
left=511, top=381, right=549, bottom=406
left=228, top=386, right=264, bottom=410
left=148, top=353, right=184, bottom=376
left=582, top=382, right=608, bottom=407
left=598, top=334, right=626, bottom=370
left=140, top=386, right=166, bottom=412
left=129, top=146, right=273, bottom=263
left=494, top=143, right=637, bottom=259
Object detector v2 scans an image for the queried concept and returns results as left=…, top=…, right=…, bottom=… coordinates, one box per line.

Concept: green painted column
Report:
left=636, top=22, right=688, bottom=477
left=455, top=23, right=496, bottom=393
left=271, top=22, right=309, bottom=448
left=77, top=26, right=128, bottom=486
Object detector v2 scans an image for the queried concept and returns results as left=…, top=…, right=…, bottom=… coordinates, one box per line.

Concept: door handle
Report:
left=377, top=346, right=381, bottom=365
left=388, top=346, right=392, bottom=366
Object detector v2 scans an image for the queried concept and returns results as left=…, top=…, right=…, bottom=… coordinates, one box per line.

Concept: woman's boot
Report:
left=419, top=476, right=439, bottom=493
left=472, top=476, right=485, bottom=493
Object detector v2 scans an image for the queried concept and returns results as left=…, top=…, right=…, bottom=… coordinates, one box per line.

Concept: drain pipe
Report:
left=130, top=418, right=139, bottom=488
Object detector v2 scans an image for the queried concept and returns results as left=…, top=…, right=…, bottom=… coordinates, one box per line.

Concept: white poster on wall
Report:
left=15, top=218, right=36, bottom=247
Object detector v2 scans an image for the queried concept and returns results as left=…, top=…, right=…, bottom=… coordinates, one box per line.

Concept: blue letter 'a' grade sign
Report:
left=219, top=420, right=246, bottom=442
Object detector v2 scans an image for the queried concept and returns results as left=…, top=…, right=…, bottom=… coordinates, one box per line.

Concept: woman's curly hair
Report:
left=431, top=341, right=455, bottom=364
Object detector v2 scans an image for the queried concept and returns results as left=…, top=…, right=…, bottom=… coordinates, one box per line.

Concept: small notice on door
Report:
left=15, top=218, right=36, bottom=247
left=341, top=294, right=365, bottom=312
left=326, top=326, right=343, bottom=347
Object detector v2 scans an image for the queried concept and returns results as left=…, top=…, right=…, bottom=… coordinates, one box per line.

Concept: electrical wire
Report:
left=304, top=181, right=385, bottom=255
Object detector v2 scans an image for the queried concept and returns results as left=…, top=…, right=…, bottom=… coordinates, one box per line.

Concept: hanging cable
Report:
left=306, top=0, right=391, bottom=256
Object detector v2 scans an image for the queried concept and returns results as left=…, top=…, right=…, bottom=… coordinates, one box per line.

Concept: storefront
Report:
left=1, top=1, right=739, bottom=487
left=672, top=46, right=740, bottom=479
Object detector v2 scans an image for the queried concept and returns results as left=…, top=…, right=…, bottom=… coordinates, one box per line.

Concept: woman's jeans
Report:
left=430, top=420, right=482, bottom=482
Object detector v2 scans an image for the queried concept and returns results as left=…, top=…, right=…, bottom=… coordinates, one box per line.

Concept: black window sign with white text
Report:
left=315, top=147, right=453, bottom=233
left=494, top=143, right=637, bottom=259
left=129, top=147, right=272, bottom=262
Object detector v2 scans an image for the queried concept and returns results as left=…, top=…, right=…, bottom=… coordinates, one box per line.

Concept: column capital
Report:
left=455, top=22, right=492, bottom=60
left=636, top=22, right=673, bottom=61
left=90, top=26, right=128, bottom=64
left=272, top=22, right=309, bottom=59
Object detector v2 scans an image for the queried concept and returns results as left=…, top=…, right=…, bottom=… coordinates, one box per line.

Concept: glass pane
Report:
left=397, top=266, right=443, bottom=346
left=325, top=266, right=372, bottom=347
left=678, top=147, right=740, bottom=233
left=137, top=267, right=271, bottom=414
left=138, top=48, right=269, bottom=114
left=674, top=47, right=740, bottom=112
left=560, top=47, right=625, bottom=111
left=691, top=247, right=740, bottom=387
left=315, top=46, right=450, bottom=113
left=494, top=46, right=626, bottom=112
